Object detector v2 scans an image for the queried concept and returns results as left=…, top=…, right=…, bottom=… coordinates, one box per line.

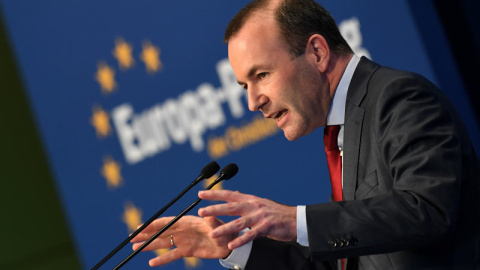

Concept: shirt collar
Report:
left=326, top=55, right=361, bottom=126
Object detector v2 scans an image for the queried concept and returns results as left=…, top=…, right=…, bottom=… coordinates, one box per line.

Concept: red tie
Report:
left=324, top=125, right=345, bottom=270
left=324, top=125, right=343, bottom=201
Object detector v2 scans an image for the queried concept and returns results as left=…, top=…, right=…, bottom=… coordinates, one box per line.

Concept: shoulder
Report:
left=356, top=59, right=446, bottom=109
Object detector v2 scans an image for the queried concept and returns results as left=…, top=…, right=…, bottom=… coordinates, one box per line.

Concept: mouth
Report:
left=267, top=109, right=288, bottom=125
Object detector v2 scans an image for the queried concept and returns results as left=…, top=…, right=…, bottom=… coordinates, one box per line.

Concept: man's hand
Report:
left=198, top=190, right=297, bottom=250
left=130, top=215, right=234, bottom=267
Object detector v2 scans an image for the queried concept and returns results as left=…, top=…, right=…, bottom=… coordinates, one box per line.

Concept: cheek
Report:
left=295, top=95, right=327, bottom=129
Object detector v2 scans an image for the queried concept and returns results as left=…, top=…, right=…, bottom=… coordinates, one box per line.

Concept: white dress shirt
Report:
left=221, top=55, right=361, bottom=269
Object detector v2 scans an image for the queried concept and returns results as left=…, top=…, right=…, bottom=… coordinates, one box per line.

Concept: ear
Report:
left=306, top=34, right=330, bottom=73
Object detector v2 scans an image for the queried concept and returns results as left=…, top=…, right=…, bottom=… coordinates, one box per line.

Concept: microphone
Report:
left=113, top=163, right=239, bottom=270
left=207, top=163, right=238, bottom=185
left=91, top=161, right=220, bottom=270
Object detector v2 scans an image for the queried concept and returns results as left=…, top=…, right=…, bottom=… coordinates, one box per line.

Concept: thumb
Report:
left=204, top=216, right=224, bottom=229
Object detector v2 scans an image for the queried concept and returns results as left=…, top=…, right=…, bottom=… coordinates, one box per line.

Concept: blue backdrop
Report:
left=1, top=1, right=478, bottom=269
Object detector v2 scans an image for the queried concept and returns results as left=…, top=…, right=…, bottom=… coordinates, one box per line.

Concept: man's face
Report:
left=228, top=13, right=332, bottom=141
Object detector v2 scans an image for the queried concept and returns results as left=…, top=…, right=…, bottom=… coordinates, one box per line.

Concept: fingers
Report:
left=228, top=228, right=258, bottom=250
left=132, top=236, right=171, bottom=252
left=210, top=218, right=260, bottom=250
left=198, top=190, right=253, bottom=202
left=210, top=215, right=254, bottom=238
left=198, top=191, right=260, bottom=217
left=198, top=202, right=247, bottom=217
left=198, top=191, right=265, bottom=246
left=131, top=228, right=175, bottom=243
left=149, top=248, right=183, bottom=267
left=129, top=215, right=226, bottom=267
left=135, top=217, right=170, bottom=232
left=131, top=217, right=175, bottom=242
left=199, top=192, right=298, bottom=248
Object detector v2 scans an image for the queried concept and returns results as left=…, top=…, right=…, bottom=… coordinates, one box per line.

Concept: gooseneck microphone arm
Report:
left=113, top=163, right=239, bottom=270
left=91, top=161, right=220, bottom=270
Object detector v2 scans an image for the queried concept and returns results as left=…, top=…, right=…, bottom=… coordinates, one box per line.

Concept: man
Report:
left=131, top=0, right=480, bottom=269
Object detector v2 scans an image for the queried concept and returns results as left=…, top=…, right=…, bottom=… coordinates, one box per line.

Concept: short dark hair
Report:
left=224, top=0, right=352, bottom=57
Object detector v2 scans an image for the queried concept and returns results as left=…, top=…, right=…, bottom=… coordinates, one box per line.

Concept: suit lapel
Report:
left=342, top=57, right=380, bottom=201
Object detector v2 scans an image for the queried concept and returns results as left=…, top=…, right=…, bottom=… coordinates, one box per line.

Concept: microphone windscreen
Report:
left=201, top=161, right=220, bottom=179
left=220, top=163, right=239, bottom=180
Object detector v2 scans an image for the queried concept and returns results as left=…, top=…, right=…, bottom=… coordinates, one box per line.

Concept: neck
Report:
left=326, top=53, right=353, bottom=99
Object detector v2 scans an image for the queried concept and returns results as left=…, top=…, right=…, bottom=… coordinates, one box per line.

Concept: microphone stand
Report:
left=91, top=161, right=219, bottom=270
left=113, top=164, right=237, bottom=270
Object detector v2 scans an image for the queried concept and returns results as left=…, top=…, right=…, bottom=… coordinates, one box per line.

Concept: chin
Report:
left=282, top=129, right=302, bottom=141
left=282, top=125, right=314, bottom=141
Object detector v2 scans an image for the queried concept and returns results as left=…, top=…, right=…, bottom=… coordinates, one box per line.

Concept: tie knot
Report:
left=324, top=125, right=340, bottom=151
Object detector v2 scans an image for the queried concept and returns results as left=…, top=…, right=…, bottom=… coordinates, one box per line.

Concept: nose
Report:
left=247, top=88, right=268, bottom=112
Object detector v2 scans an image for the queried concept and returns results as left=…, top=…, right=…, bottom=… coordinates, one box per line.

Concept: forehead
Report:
left=229, top=12, right=278, bottom=47
left=227, top=11, right=291, bottom=73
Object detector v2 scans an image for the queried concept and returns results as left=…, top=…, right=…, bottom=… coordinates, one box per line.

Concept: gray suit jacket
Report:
left=245, top=57, right=480, bottom=270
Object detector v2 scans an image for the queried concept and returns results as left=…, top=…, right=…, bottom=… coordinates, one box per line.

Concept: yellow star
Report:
left=122, top=202, right=142, bottom=232
left=100, top=156, right=123, bottom=188
left=154, top=248, right=169, bottom=257
left=113, top=37, right=135, bottom=70
left=203, top=174, right=223, bottom=190
left=140, top=41, right=162, bottom=74
left=95, top=62, right=117, bottom=94
left=184, top=257, right=201, bottom=268
left=90, top=105, right=112, bottom=138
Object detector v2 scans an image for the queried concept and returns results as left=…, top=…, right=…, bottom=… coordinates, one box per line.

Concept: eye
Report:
left=257, top=72, right=268, bottom=80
